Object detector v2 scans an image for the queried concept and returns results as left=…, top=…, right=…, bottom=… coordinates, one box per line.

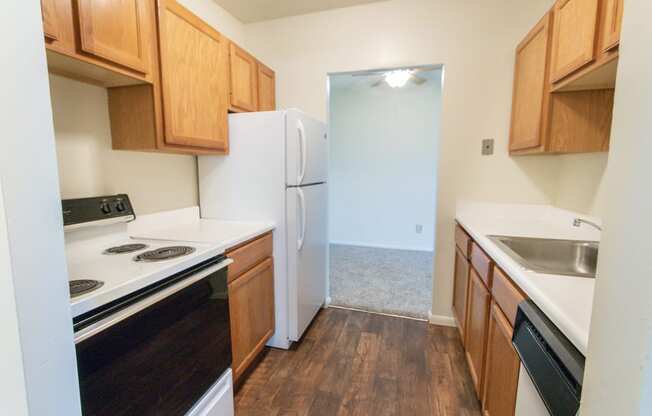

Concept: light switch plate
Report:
left=482, top=139, right=494, bottom=155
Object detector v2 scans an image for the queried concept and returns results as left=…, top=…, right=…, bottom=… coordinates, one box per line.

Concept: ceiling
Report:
left=330, top=68, right=443, bottom=91
left=212, top=0, right=389, bottom=23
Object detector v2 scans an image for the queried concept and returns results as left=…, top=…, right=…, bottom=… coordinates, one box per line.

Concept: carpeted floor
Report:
left=329, top=244, right=433, bottom=320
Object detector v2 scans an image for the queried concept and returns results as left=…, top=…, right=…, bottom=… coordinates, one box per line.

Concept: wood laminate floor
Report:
left=235, top=308, right=481, bottom=416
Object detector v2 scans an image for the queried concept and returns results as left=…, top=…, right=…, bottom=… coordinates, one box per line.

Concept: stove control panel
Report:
left=62, top=194, right=135, bottom=229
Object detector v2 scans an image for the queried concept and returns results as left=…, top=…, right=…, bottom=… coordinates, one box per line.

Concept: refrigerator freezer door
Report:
left=286, top=184, right=328, bottom=341
left=286, top=110, right=328, bottom=186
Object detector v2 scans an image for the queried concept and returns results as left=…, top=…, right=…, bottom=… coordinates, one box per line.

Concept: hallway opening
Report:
left=327, top=65, right=443, bottom=320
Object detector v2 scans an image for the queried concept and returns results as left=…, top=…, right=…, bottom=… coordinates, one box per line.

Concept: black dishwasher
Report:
left=512, top=300, right=586, bottom=416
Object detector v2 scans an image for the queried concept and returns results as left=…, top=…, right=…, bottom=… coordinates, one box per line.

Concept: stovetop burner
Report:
left=133, top=246, right=196, bottom=262
left=70, top=280, right=104, bottom=298
left=103, top=243, right=148, bottom=255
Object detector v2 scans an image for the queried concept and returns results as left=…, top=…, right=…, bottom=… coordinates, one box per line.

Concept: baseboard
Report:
left=428, top=310, right=457, bottom=327
left=329, top=240, right=434, bottom=252
left=328, top=304, right=427, bottom=322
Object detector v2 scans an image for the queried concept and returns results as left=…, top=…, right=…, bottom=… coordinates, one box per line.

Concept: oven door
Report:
left=74, top=256, right=232, bottom=416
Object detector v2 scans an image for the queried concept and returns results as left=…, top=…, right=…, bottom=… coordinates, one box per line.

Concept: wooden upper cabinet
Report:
left=550, top=0, right=600, bottom=83
left=482, top=302, right=521, bottom=416
left=229, top=43, right=259, bottom=112
left=257, top=62, right=276, bottom=111
left=465, top=268, right=491, bottom=398
left=76, top=0, right=150, bottom=73
left=600, top=0, right=623, bottom=53
left=157, top=0, right=229, bottom=151
left=41, top=0, right=60, bottom=41
left=509, top=13, right=551, bottom=152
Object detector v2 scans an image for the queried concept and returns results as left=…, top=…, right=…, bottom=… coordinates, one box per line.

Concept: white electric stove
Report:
left=63, top=194, right=234, bottom=416
left=65, top=222, right=223, bottom=318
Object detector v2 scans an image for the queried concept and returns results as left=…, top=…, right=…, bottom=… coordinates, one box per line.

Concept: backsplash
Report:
left=553, top=153, right=609, bottom=218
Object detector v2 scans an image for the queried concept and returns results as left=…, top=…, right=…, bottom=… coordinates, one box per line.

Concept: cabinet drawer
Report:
left=492, top=266, right=527, bottom=327
left=227, top=232, right=273, bottom=282
left=455, top=224, right=472, bottom=258
left=471, top=243, right=493, bottom=288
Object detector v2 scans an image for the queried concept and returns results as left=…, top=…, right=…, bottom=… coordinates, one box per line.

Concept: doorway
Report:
left=327, top=65, right=443, bottom=320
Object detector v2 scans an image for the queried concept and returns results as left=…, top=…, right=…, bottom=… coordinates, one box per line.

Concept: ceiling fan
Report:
left=352, top=68, right=429, bottom=88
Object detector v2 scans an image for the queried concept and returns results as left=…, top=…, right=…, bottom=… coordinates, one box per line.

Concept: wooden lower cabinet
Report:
left=464, top=267, right=491, bottom=397
left=452, top=247, right=470, bottom=343
left=482, top=302, right=521, bottom=416
left=228, top=256, right=275, bottom=382
left=454, top=228, right=528, bottom=412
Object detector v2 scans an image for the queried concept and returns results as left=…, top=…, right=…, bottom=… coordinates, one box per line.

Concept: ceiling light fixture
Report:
left=385, top=70, right=412, bottom=88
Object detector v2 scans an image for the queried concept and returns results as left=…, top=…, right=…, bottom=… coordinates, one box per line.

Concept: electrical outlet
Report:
left=415, top=224, right=423, bottom=234
left=482, top=138, right=494, bottom=155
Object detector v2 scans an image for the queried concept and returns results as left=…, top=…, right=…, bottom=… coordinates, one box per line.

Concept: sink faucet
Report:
left=573, top=218, right=602, bottom=231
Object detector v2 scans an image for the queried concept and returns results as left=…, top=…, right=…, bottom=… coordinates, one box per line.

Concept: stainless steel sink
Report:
left=488, top=235, right=599, bottom=278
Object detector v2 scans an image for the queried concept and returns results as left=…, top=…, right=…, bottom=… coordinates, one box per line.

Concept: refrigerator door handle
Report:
left=297, top=187, right=306, bottom=251
left=297, top=120, right=307, bottom=185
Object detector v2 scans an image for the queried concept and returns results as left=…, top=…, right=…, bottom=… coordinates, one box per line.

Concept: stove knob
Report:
left=100, top=203, right=112, bottom=214
left=116, top=202, right=126, bottom=212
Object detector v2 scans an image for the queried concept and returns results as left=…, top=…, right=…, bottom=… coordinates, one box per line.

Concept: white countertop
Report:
left=129, top=206, right=275, bottom=252
left=456, top=202, right=600, bottom=355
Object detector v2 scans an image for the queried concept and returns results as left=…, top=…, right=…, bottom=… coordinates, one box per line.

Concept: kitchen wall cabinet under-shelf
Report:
left=42, top=0, right=156, bottom=87
left=550, top=0, right=623, bottom=92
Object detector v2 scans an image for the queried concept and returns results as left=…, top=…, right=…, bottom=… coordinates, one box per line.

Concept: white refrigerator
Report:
left=198, top=109, right=328, bottom=349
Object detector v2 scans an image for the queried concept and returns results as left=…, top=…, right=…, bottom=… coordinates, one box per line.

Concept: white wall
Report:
left=50, top=75, right=199, bottom=215
left=0, top=1, right=80, bottom=414
left=329, top=71, right=441, bottom=251
left=0, top=183, right=29, bottom=415
left=580, top=1, right=652, bottom=414
left=553, top=153, right=609, bottom=217
left=51, top=0, right=247, bottom=215
left=245, top=0, right=558, bottom=318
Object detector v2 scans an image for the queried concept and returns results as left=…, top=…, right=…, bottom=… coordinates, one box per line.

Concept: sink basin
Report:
left=488, top=235, right=599, bottom=278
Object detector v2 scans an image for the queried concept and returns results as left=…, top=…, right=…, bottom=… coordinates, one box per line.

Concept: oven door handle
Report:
left=73, top=258, right=233, bottom=344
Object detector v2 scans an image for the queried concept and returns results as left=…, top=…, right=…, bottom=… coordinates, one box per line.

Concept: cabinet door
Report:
left=509, top=13, right=551, bottom=152
left=600, top=0, right=623, bottom=53
left=76, top=0, right=149, bottom=73
left=228, top=257, right=275, bottom=381
left=158, top=0, right=230, bottom=151
left=464, top=268, right=491, bottom=398
left=482, top=303, right=521, bottom=416
left=452, top=247, right=470, bottom=343
left=41, top=0, right=60, bottom=41
left=229, top=43, right=259, bottom=112
left=550, top=0, right=600, bottom=82
left=257, top=62, right=276, bottom=111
